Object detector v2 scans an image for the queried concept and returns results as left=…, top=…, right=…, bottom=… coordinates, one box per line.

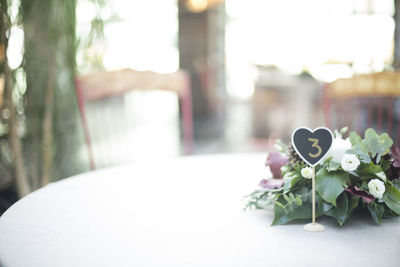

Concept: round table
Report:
left=0, top=154, right=399, bottom=267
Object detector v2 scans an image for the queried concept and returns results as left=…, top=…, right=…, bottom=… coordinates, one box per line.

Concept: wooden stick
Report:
left=312, top=165, right=316, bottom=224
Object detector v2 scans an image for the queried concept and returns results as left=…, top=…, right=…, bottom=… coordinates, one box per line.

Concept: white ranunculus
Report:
left=341, top=154, right=360, bottom=172
left=323, top=138, right=352, bottom=163
left=368, top=179, right=386, bottom=199
left=301, top=167, right=313, bottom=179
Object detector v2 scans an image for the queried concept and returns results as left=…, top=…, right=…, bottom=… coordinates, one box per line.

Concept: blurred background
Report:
left=1, top=0, right=400, bottom=214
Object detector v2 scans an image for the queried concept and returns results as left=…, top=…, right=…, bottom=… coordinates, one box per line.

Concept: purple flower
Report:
left=391, top=146, right=400, bottom=168
left=259, top=179, right=284, bottom=190
left=345, top=185, right=374, bottom=203
left=265, top=152, right=289, bottom=178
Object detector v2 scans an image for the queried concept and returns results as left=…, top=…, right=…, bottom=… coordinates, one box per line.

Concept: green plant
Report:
left=245, top=128, right=400, bottom=226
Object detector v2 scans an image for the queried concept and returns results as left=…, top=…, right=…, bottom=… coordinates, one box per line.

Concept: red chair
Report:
left=324, top=71, right=400, bottom=143
left=75, top=69, right=194, bottom=169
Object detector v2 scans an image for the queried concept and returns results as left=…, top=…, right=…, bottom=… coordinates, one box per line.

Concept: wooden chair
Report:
left=75, top=68, right=194, bottom=170
left=324, top=71, right=400, bottom=143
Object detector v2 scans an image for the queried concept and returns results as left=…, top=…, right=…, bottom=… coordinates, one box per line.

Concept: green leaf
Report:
left=316, top=194, right=333, bottom=216
left=393, top=179, right=400, bottom=191
left=348, top=143, right=370, bottom=163
left=316, top=168, right=350, bottom=206
left=275, top=201, right=285, bottom=209
left=361, top=129, right=393, bottom=162
left=274, top=139, right=288, bottom=153
left=272, top=191, right=333, bottom=226
left=358, top=150, right=371, bottom=164
left=327, top=160, right=341, bottom=172
left=326, top=193, right=349, bottom=225
left=283, top=172, right=302, bottom=193
left=367, top=202, right=385, bottom=225
left=379, top=133, right=393, bottom=154
left=348, top=171, right=360, bottom=178
left=340, top=126, right=348, bottom=136
left=375, top=172, right=387, bottom=182
left=357, top=162, right=386, bottom=182
left=381, top=159, right=391, bottom=172
left=382, top=184, right=400, bottom=215
left=271, top=195, right=312, bottom=226
left=294, top=197, right=302, bottom=206
left=347, top=195, right=360, bottom=217
left=280, top=165, right=291, bottom=176
left=349, top=131, right=362, bottom=145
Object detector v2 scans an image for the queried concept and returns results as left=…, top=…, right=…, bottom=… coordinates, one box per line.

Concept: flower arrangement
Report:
left=245, top=128, right=400, bottom=226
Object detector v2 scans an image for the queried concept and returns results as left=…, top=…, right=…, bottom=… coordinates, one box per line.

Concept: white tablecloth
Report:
left=0, top=154, right=399, bottom=267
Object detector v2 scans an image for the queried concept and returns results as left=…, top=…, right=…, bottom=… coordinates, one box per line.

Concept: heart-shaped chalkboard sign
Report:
left=291, top=127, right=333, bottom=167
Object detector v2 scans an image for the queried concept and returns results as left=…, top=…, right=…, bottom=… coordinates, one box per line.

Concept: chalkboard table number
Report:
left=291, top=127, right=333, bottom=232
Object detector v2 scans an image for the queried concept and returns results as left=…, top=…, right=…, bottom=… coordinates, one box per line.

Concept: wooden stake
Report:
left=304, top=165, right=324, bottom=232
left=312, top=165, right=316, bottom=224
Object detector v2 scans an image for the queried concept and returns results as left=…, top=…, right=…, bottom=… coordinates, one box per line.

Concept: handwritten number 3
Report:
left=308, top=138, right=322, bottom=158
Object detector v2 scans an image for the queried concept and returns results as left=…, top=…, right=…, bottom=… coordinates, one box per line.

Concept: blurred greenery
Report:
left=0, top=0, right=112, bottom=204
left=21, top=0, right=88, bottom=186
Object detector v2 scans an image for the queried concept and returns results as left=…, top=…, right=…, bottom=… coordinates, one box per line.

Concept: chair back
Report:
left=76, top=69, right=193, bottom=169
left=324, top=71, right=400, bottom=143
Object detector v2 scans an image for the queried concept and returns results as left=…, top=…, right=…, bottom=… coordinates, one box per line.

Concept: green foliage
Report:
left=357, top=162, right=386, bottom=182
left=349, top=131, right=362, bottom=145
left=245, top=128, right=400, bottom=226
left=361, top=128, right=393, bottom=163
left=393, top=179, right=400, bottom=191
left=316, top=168, right=350, bottom=206
left=326, top=193, right=348, bottom=225
left=273, top=139, right=288, bottom=154
left=244, top=190, right=272, bottom=210
left=283, top=171, right=301, bottom=193
left=347, top=195, right=360, bottom=217
left=21, top=0, right=89, bottom=182
left=272, top=192, right=333, bottom=226
left=382, top=184, right=400, bottom=215
left=347, top=143, right=371, bottom=163
left=367, top=202, right=385, bottom=225
left=326, top=160, right=340, bottom=172
left=347, top=129, right=393, bottom=165
left=333, top=126, right=348, bottom=139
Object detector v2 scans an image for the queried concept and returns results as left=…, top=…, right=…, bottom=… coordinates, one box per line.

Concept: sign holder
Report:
left=291, top=127, right=333, bottom=233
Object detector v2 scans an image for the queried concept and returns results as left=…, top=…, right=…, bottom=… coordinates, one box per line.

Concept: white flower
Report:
left=301, top=167, right=313, bottom=179
left=324, top=138, right=352, bottom=163
left=341, top=154, right=360, bottom=172
left=368, top=179, right=386, bottom=199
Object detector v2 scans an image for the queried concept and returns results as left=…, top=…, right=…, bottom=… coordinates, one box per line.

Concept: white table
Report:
left=0, top=154, right=399, bottom=267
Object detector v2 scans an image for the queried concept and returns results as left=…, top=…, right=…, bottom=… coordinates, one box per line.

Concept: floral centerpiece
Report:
left=245, top=128, right=400, bottom=226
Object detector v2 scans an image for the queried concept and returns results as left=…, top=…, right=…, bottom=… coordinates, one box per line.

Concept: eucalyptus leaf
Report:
left=348, top=143, right=370, bottom=163
left=349, top=131, right=361, bottom=145
left=361, top=129, right=393, bottom=161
